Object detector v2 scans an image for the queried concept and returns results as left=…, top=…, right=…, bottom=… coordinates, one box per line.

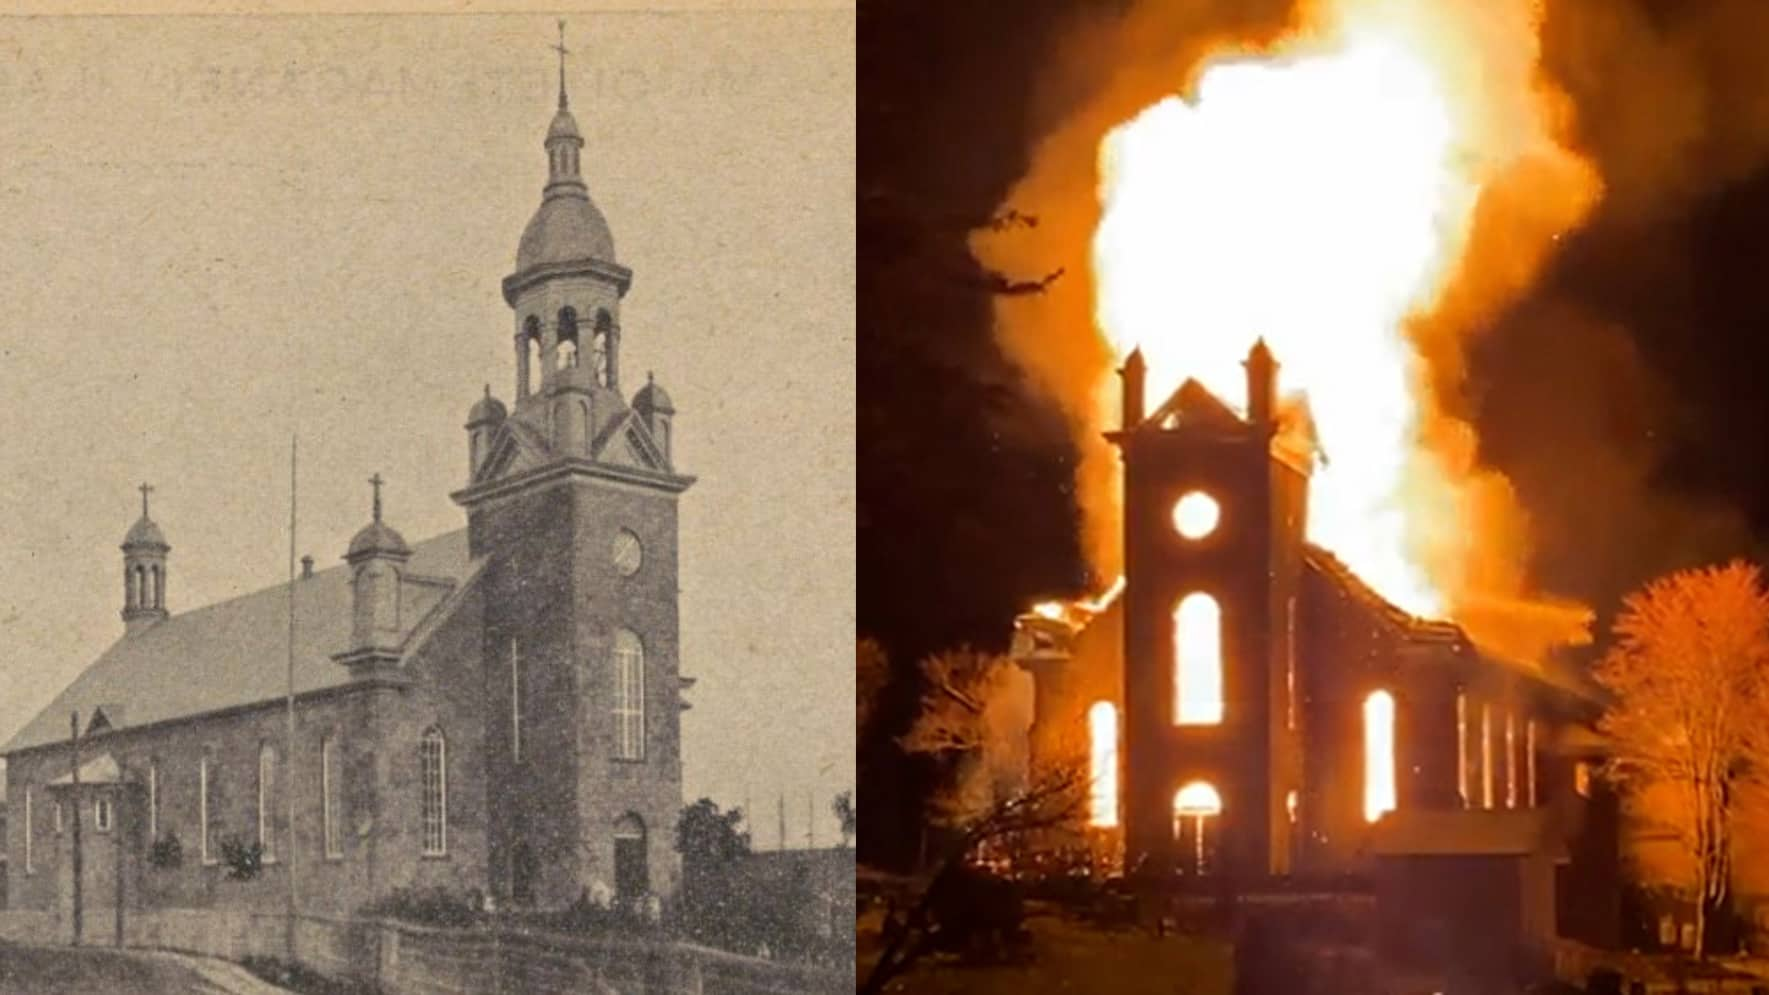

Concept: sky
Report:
left=0, top=10, right=854, bottom=847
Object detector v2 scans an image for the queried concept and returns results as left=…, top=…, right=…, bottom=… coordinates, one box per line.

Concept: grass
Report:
left=859, top=904, right=1233, bottom=995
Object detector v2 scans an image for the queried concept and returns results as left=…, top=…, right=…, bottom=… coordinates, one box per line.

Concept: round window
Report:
left=1172, top=491, right=1220, bottom=539
left=612, top=529, right=643, bottom=577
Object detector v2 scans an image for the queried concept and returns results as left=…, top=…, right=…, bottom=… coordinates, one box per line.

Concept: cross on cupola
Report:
left=552, top=19, right=571, bottom=110
left=139, top=482, right=155, bottom=519
left=370, top=473, right=385, bottom=522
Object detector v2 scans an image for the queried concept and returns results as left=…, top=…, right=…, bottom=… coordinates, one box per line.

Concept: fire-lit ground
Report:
left=857, top=905, right=1231, bottom=995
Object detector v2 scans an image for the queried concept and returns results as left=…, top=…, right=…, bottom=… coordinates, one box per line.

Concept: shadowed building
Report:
left=1013, top=342, right=1621, bottom=971
left=2, top=63, right=695, bottom=940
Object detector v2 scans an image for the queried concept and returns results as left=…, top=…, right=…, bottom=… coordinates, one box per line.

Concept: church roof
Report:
left=2, top=530, right=473, bottom=755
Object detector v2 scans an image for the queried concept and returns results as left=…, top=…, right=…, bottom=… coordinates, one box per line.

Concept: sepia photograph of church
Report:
left=0, top=10, right=851, bottom=993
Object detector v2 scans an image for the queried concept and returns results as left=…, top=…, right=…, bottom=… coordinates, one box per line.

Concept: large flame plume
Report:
left=980, top=0, right=1601, bottom=661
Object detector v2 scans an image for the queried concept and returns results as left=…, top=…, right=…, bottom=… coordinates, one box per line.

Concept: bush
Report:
left=218, top=835, right=263, bottom=881
left=147, top=832, right=183, bottom=870
left=362, top=886, right=484, bottom=928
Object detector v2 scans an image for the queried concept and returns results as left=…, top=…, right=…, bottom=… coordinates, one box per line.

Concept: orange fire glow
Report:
left=983, top=0, right=1602, bottom=659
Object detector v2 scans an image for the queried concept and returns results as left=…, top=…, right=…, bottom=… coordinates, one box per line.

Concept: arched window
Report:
left=1481, top=702, right=1494, bottom=809
left=1173, top=593, right=1223, bottom=725
left=1526, top=719, right=1539, bottom=808
left=510, top=638, right=523, bottom=762
left=1087, top=701, right=1118, bottom=827
left=557, top=307, right=580, bottom=370
left=152, top=564, right=164, bottom=610
left=1456, top=690, right=1469, bottom=808
left=420, top=727, right=448, bottom=855
left=258, top=742, right=278, bottom=862
left=321, top=736, right=342, bottom=859
left=1505, top=709, right=1518, bottom=809
left=1362, top=690, right=1396, bottom=823
left=523, top=320, right=543, bottom=395
left=613, top=630, right=645, bottom=760
left=148, top=760, right=159, bottom=841
left=591, top=311, right=613, bottom=387
left=614, top=813, right=648, bottom=901
left=126, top=565, right=139, bottom=610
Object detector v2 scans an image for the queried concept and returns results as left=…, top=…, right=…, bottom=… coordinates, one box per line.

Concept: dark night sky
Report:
left=860, top=0, right=1769, bottom=673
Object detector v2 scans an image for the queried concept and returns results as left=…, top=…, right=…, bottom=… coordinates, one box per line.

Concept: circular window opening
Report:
left=1172, top=491, right=1220, bottom=539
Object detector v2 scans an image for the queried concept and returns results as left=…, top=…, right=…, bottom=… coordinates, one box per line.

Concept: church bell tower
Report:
left=1109, top=340, right=1308, bottom=881
left=452, top=25, right=695, bottom=910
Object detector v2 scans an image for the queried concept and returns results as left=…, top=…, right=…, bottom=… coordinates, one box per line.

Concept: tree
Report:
left=1593, top=560, right=1769, bottom=957
left=898, top=648, right=1035, bottom=827
left=858, top=761, right=1085, bottom=995
left=675, top=799, right=753, bottom=949
left=858, top=648, right=1082, bottom=994
left=833, top=790, right=856, bottom=848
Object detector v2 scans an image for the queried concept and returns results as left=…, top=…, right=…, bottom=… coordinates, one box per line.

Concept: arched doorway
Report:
left=1172, top=781, right=1222, bottom=875
left=614, top=813, right=648, bottom=902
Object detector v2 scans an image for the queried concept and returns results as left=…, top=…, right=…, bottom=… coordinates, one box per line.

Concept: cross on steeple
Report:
left=369, top=473, right=385, bottom=523
left=138, top=482, right=154, bottom=519
left=552, top=19, right=571, bottom=110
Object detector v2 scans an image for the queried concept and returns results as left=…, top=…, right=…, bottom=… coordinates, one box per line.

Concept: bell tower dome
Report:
left=122, top=482, right=170, bottom=633
left=503, top=21, right=631, bottom=408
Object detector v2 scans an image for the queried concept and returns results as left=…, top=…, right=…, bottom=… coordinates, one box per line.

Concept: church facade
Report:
left=2, top=70, right=693, bottom=937
left=1013, top=342, right=1621, bottom=949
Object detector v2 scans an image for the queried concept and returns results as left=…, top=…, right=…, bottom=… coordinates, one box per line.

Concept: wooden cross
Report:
left=552, top=20, right=570, bottom=109
left=139, top=482, right=154, bottom=519
left=369, top=473, right=385, bottom=523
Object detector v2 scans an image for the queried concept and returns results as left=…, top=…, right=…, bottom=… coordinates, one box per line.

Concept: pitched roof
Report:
left=3, top=530, right=473, bottom=755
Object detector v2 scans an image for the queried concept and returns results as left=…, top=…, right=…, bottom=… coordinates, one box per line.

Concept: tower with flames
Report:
left=1109, top=339, right=1309, bottom=878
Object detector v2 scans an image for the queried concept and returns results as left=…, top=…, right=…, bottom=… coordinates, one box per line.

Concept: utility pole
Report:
left=285, top=436, right=300, bottom=961
left=69, top=710, right=83, bottom=945
left=777, top=793, right=787, bottom=853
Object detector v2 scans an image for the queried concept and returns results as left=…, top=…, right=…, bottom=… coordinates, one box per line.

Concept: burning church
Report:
left=1010, top=340, right=1622, bottom=952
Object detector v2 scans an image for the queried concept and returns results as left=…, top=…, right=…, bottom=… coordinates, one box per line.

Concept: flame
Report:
left=984, top=0, right=1600, bottom=657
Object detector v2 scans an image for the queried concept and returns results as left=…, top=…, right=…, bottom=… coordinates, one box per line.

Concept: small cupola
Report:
left=338, top=473, right=410, bottom=672
left=466, top=384, right=508, bottom=479
left=632, top=371, right=675, bottom=462
left=121, top=482, right=170, bottom=634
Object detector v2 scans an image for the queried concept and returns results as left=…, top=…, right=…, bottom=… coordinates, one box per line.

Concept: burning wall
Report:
left=973, top=0, right=1607, bottom=663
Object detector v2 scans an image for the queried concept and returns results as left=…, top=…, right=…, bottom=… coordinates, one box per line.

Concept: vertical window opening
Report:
left=1087, top=701, right=1118, bottom=827
left=421, top=727, right=447, bottom=855
left=613, top=630, right=646, bottom=760
left=1174, top=593, right=1223, bottom=725
left=322, top=736, right=342, bottom=859
left=1363, top=689, right=1397, bottom=823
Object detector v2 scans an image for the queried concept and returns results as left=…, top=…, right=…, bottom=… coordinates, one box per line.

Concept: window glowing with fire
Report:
left=1363, top=689, right=1396, bottom=823
left=1172, top=491, right=1220, bottom=539
left=1087, top=701, right=1118, bottom=827
left=1174, top=593, right=1223, bottom=725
